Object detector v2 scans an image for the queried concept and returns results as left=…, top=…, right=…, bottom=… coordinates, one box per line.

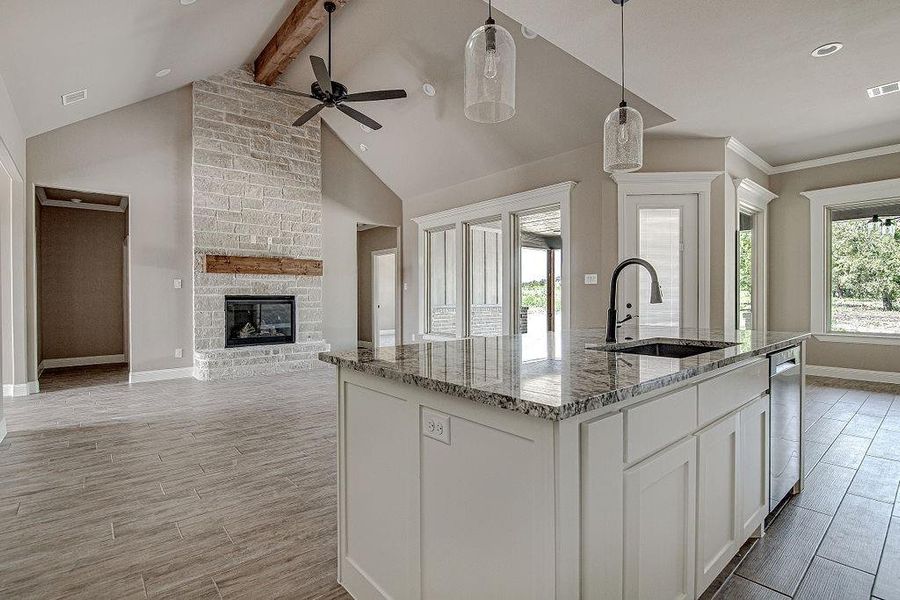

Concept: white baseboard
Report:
left=2, top=381, right=39, bottom=396
left=0, top=418, right=6, bottom=443
left=129, top=367, right=195, bottom=384
left=807, top=365, right=900, bottom=385
left=40, top=354, right=126, bottom=369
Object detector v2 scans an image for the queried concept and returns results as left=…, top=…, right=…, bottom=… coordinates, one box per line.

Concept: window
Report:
left=737, top=212, right=754, bottom=330
left=827, top=202, right=900, bottom=336
left=637, top=207, right=685, bottom=327
left=426, top=227, right=457, bottom=336
left=467, top=218, right=503, bottom=336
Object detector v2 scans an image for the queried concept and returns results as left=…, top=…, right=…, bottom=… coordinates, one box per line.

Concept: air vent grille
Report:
left=867, top=81, right=900, bottom=99
left=61, top=89, right=88, bottom=106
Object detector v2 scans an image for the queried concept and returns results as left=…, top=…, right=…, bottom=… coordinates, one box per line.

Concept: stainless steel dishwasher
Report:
left=769, top=346, right=802, bottom=512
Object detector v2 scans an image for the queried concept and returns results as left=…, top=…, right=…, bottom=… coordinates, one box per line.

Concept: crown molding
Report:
left=733, top=177, right=777, bottom=211
left=726, top=138, right=774, bottom=175
left=727, top=137, right=900, bottom=176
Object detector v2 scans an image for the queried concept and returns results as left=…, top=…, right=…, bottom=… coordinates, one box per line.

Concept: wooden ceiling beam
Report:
left=253, top=0, right=349, bottom=86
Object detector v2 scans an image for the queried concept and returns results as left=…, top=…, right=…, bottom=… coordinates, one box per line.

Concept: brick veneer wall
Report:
left=191, top=68, right=328, bottom=380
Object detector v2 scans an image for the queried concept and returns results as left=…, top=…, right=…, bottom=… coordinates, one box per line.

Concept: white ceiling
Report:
left=282, top=0, right=670, bottom=198
left=0, top=0, right=299, bottom=137
left=493, top=0, right=900, bottom=166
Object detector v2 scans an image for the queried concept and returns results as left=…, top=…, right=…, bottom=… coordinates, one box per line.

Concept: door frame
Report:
left=371, top=248, right=397, bottom=349
left=732, top=178, right=777, bottom=332
left=613, top=172, right=720, bottom=330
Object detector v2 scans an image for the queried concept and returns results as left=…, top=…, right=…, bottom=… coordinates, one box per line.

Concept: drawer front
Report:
left=625, top=386, right=698, bottom=463
left=698, top=359, right=768, bottom=427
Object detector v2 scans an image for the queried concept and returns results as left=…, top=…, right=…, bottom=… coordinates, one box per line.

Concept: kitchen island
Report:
left=319, top=327, right=809, bottom=600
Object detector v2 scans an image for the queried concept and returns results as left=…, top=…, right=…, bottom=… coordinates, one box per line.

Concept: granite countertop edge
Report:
left=318, top=333, right=809, bottom=421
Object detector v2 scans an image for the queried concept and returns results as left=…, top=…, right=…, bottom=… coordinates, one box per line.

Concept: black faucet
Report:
left=606, top=258, right=663, bottom=343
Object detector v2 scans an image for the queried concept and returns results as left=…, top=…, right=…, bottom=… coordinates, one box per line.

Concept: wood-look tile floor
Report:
left=721, top=377, right=900, bottom=600
left=1, top=365, right=350, bottom=599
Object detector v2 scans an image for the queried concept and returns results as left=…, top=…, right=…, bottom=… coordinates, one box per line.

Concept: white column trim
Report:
left=612, top=171, right=721, bottom=330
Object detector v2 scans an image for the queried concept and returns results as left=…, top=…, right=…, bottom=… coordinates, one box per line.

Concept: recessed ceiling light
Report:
left=155, top=68, right=172, bottom=78
left=180, top=0, right=197, bottom=5
left=521, top=25, right=538, bottom=39
left=359, top=143, right=369, bottom=152
left=811, top=42, right=843, bottom=58
left=359, top=123, right=373, bottom=133
left=422, top=82, right=436, bottom=97
left=867, top=80, right=900, bottom=99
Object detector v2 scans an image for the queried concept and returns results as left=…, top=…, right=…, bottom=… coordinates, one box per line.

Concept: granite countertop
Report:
left=318, top=327, right=810, bottom=421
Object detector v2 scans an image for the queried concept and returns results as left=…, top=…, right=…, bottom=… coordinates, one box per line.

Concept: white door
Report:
left=696, top=413, right=741, bottom=594
left=622, top=194, right=700, bottom=329
left=372, top=250, right=396, bottom=348
left=624, top=436, right=697, bottom=600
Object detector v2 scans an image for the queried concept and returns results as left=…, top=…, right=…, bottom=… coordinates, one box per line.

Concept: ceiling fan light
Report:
left=603, top=104, right=643, bottom=173
left=464, top=21, right=516, bottom=123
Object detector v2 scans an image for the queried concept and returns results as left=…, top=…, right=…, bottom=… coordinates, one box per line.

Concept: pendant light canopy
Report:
left=603, top=0, right=643, bottom=173
left=465, top=0, right=516, bottom=123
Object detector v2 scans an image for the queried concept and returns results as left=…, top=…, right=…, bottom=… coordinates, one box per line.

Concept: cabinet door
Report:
left=696, top=413, right=741, bottom=595
left=739, top=394, right=769, bottom=540
left=624, top=437, right=697, bottom=600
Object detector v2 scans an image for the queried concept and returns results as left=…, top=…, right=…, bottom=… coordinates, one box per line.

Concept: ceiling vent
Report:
left=867, top=81, right=900, bottom=99
left=61, top=89, right=88, bottom=106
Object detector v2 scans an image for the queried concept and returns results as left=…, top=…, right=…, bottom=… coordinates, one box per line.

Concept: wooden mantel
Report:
left=204, top=254, right=323, bottom=276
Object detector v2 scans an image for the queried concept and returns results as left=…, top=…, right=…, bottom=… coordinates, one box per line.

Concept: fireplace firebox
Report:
left=225, top=295, right=296, bottom=348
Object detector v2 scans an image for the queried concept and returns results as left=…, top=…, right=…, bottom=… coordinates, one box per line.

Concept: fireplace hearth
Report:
left=225, top=295, right=296, bottom=348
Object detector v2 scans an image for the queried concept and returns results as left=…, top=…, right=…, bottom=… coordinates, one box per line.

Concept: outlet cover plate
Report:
left=584, top=273, right=598, bottom=285
left=422, top=409, right=450, bottom=445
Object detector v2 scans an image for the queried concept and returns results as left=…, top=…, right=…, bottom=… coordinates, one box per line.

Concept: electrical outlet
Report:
left=422, top=409, right=450, bottom=445
left=174, top=348, right=183, bottom=358
left=173, top=278, right=182, bottom=289
left=584, top=273, right=598, bottom=285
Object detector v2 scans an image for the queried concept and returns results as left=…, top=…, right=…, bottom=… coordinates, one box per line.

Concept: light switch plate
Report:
left=584, top=273, right=598, bottom=285
left=422, top=409, right=450, bottom=445
left=174, top=278, right=182, bottom=289
left=174, top=348, right=183, bottom=358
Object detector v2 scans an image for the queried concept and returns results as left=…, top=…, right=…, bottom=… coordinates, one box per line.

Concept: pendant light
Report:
left=464, top=0, right=516, bottom=123
left=603, top=0, right=643, bottom=173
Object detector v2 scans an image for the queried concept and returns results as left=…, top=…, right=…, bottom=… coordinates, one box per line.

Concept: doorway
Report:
left=35, top=186, right=129, bottom=390
left=357, top=224, right=400, bottom=349
left=621, top=194, right=700, bottom=329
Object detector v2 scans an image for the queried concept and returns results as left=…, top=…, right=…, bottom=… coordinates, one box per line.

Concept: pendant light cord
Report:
left=620, top=0, right=626, bottom=106
left=328, top=7, right=332, bottom=75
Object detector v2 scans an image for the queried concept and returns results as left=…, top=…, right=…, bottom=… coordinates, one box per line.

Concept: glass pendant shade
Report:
left=464, top=22, right=516, bottom=123
left=603, top=104, right=643, bottom=173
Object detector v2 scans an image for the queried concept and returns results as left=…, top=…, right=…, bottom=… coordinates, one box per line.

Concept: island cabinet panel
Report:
left=625, top=386, right=698, bottom=464
left=695, top=413, right=741, bottom=594
left=739, top=394, right=769, bottom=540
left=340, top=382, right=415, bottom=600
left=581, top=413, right=625, bottom=600
left=420, top=412, right=551, bottom=599
left=624, top=436, right=697, bottom=600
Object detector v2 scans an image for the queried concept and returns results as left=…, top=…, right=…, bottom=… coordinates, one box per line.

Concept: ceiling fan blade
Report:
left=336, top=104, right=382, bottom=130
left=239, top=81, right=313, bottom=99
left=293, top=103, right=326, bottom=127
left=310, top=56, right=333, bottom=96
left=344, top=89, right=408, bottom=102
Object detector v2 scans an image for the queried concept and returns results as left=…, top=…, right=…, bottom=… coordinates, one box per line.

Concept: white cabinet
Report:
left=739, top=394, right=769, bottom=540
left=624, top=437, right=697, bottom=600
left=695, top=413, right=741, bottom=594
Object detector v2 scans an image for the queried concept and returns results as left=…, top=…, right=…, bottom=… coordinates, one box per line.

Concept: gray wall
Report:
left=768, top=154, right=900, bottom=372
left=322, top=125, right=403, bottom=351
left=27, top=87, right=194, bottom=374
left=38, top=206, right=126, bottom=361
left=357, top=226, right=398, bottom=344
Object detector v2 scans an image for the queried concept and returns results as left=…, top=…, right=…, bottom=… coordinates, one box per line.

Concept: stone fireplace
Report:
left=191, top=68, right=329, bottom=380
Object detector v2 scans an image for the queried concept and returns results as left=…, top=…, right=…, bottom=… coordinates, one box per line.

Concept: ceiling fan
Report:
left=243, top=1, right=406, bottom=130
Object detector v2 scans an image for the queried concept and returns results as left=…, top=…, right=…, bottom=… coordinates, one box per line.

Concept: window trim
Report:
left=804, top=177, right=900, bottom=344
left=413, top=181, right=574, bottom=340
left=733, top=178, right=777, bottom=332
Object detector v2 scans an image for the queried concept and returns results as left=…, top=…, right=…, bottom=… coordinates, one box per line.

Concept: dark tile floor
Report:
left=717, top=377, right=900, bottom=599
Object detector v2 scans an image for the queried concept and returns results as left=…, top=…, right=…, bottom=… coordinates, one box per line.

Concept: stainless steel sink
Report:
left=586, top=338, right=738, bottom=359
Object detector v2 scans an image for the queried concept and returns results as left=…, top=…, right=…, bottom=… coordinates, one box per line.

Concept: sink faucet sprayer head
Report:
left=650, top=280, right=663, bottom=304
